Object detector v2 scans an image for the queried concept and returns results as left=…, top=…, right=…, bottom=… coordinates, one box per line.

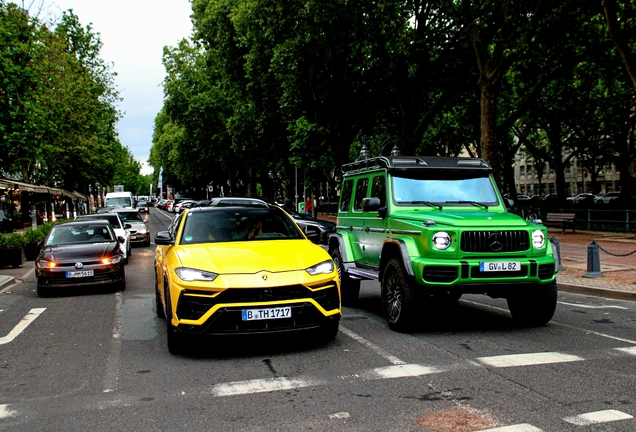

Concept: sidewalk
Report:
left=317, top=212, right=636, bottom=302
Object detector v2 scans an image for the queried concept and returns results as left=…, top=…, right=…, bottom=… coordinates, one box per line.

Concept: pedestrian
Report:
left=305, top=196, right=313, bottom=215
left=284, top=196, right=292, bottom=211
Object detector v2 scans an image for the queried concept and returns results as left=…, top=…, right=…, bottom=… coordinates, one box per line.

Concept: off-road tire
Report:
left=507, top=281, right=558, bottom=326
left=331, top=248, right=360, bottom=306
left=381, top=258, right=419, bottom=332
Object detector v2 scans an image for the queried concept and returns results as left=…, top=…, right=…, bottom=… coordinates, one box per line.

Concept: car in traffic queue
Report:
left=153, top=204, right=341, bottom=354
left=110, top=208, right=151, bottom=247
left=35, top=220, right=126, bottom=297
left=281, top=205, right=336, bottom=245
left=137, top=201, right=150, bottom=213
left=75, top=213, right=132, bottom=264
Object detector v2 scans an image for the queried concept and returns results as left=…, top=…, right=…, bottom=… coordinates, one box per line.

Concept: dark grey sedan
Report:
left=35, top=220, right=126, bottom=297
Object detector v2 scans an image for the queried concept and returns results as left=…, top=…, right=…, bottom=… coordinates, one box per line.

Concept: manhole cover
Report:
left=416, top=408, right=497, bottom=432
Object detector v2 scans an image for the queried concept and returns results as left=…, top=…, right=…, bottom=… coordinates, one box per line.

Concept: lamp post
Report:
left=268, top=169, right=281, bottom=202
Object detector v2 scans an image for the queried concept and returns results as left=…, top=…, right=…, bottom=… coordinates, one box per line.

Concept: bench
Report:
left=544, top=212, right=576, bottom=234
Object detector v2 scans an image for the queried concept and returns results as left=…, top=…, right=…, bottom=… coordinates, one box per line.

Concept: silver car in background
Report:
left=111, top=208, right=151, bottom=247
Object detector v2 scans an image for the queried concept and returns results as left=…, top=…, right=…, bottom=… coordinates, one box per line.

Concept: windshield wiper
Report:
left=408, top=201, right=443, bottom=210
left=444, top=201, right=489, bottom=210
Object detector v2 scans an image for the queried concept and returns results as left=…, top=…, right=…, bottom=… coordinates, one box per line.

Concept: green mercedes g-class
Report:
left=328, top=154, right=557, bottom=331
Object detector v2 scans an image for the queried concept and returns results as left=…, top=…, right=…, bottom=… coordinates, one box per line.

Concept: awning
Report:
left=0, top=179, right=49, bottom=194
left=0, top=178, right=87, bottom=200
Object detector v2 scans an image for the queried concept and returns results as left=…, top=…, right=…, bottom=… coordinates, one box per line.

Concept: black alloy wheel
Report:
left=381, top=258, right=419, bottom=332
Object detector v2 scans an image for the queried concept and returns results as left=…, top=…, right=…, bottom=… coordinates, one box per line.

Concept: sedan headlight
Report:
left=137, top=229, right=148, bottom=234
left=432, top=232, right=451, bottom=250
left=36, top=257, right=56, bottom=269
left=175, top=267, right=218, bottom=282
left=532, top=230, right=546, bottom=248
left=101, top=255, right=122, bottom=265
left=306, top=260, right=334, bottom=276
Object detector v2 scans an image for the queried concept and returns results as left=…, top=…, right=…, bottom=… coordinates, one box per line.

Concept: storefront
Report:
left=0, top=178, right=88, bottom=231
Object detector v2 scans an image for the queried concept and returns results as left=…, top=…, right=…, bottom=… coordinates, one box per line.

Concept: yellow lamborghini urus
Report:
left=154, top=204, right=341, bottom=354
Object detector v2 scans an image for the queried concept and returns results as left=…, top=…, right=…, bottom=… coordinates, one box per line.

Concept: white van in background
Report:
left=105, top=191, right=135, bottom=209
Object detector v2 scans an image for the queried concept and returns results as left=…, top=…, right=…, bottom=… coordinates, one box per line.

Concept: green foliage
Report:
left=22, top=228, right=46, bottom=244
left=0, top=4, right=143, bottom=195
left=4, top=232, right=25, bottom=249
left=148, top=0, right=636, bottom=200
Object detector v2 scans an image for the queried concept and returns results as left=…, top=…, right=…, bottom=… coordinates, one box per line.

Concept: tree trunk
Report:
left=480, top=80, right=502, bottom=188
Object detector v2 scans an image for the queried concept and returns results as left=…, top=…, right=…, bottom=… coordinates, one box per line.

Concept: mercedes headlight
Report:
left=532, top=230, right=546, bottom=248
left=432, top=232, right=451, bottom=250
left=175, top=267, right=218, bottom=282
left=306, top=260, right=334, bottom=275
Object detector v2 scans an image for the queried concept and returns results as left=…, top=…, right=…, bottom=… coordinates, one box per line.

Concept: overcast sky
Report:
left=45, top=0, right=194, bottom=175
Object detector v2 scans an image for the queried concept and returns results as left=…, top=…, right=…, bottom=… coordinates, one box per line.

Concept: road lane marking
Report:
left=20, top=268, right=35, bottom=281
left=209, top=377, right=323, bottom=397
left=555, top=322, right=636, bottom=345
left=156, top=210, right=174, bottom=220
left=563, top=409, right=633, bottom=425
left=476, top=352, right=583, bottom=368
left=559, top=301, right=628, bottom=310
left=0, top=308, right=46, bottom=345
left=363, top=364, right=441, bottom=379
left=479, top=425, right=543, bottom=432
left=103, top=293, right=123, bottom=393
left=339, top=325, right=406, bottom=365
left=615, top=346, right=636, bottom=355
left=0, top=404, right=16, bottom=419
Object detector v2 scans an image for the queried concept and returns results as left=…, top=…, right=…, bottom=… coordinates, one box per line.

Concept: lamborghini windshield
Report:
left=179, top=207, right=304, bottom=245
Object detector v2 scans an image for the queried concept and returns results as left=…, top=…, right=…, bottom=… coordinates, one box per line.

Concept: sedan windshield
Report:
left=116, top=211, right=144, bottom=222
left=392, top=175, right=498, bottom=205
left=46, top=224, right=114, bottom=245
left=180, top=207, right=303, bottom=245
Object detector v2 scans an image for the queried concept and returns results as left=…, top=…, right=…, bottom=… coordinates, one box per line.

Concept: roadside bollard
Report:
left=550, top=237, right=566, bottom=271
left=583, top=240, right=605, bottom=278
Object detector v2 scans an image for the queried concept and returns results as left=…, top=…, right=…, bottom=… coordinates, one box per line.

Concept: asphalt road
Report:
left=0, top=208, right=635, bottom=431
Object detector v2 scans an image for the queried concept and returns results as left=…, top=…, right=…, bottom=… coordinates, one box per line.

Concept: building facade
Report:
left=513, top=151, right=620, bottom=197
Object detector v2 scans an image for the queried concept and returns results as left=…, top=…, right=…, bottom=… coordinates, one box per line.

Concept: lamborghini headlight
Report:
left=306, top=260, right=335, bottom=276
left=175, top=267, right=218, bottom=282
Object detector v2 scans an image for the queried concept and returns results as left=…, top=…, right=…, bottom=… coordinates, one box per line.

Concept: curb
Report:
left=558, top=282, right=636, bottom=302
left=0, top=275, right=16, bottom=292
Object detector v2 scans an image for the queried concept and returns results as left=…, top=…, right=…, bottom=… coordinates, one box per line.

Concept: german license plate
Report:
left=242, top=307, right=291, bottom=321
left=66, top=270, right=94, bottom=278
left=479, top=261, right=520, bottom=272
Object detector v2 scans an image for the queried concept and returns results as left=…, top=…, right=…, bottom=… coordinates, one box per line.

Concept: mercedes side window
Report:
left=340, top=179, right=354, bottom=212
left=353, top=178, right=369, bottom=211
left=370, top=175, right=386, bottom=208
